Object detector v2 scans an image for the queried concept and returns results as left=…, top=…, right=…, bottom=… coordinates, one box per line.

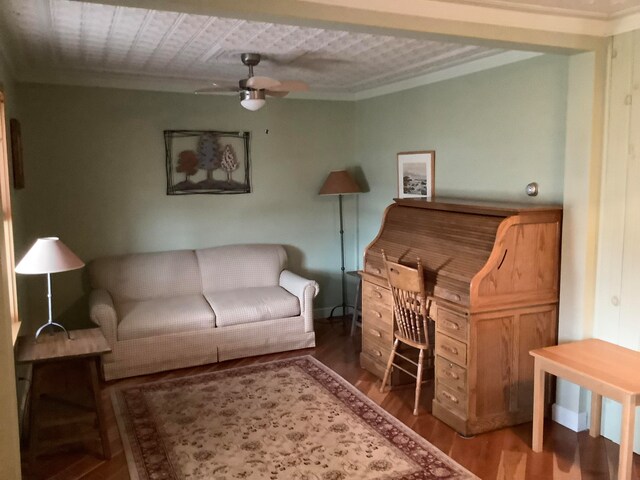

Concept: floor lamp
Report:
left=319, top=170, right=362, bottom=319
left=15, top=237, right=85, bottom=340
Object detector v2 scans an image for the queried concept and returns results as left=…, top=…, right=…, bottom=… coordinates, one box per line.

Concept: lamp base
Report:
left=35, top=321, right=70, bottom=341
left=328, top=303, right=355, bottom=318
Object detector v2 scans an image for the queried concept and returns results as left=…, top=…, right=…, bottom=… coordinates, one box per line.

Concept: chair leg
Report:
left=413, top=348, right=425, bottom=416
left=380, top=339, right=399, bottom=393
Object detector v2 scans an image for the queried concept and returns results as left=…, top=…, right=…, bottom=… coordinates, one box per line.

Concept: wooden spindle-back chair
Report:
left=380, top=250, right=433, bottom=415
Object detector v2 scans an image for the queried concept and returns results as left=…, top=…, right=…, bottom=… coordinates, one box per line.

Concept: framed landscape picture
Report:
left=397, top=150, right=435, bottom=198
left=164, top=130, right=251, bottom=195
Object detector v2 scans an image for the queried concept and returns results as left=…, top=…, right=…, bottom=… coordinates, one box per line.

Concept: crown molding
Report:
left=609, top=11, right=640, bottom=36
left=353, top=50, right=542, bottom=100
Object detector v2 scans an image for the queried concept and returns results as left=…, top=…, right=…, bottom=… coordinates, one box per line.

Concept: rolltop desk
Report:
left=360, top=197, right=562, bottom=436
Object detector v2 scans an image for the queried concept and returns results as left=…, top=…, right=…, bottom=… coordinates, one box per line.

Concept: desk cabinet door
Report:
left=470, top=305, right=557, bottom=423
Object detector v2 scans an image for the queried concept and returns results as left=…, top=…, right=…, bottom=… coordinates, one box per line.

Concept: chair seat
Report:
left=394, top=331, right=430, bottom=350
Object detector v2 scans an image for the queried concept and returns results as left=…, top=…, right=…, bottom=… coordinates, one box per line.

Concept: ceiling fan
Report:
left=195, top=53, right=309, bottom=111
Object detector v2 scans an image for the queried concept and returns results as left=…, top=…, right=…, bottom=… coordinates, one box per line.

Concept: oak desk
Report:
left=16, top=328, right=112, bottom=461
left=530, top=339, right=640, bottom=480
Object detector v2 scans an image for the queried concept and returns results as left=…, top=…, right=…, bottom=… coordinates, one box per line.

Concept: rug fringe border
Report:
left=111, top=389, right=142, bottom=480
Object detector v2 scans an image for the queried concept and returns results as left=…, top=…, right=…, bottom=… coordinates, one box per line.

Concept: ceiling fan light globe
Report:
left=240, top=90, right=266, bottom=111
left=241, top=98, right=266, bottom=111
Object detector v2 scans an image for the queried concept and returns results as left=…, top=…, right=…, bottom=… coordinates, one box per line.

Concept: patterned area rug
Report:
left=112, top=356, right=477, bottom=479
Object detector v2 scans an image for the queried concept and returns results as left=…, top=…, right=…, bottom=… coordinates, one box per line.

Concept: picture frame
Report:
left=397, top=150, right=435, bottom=199
left=164, top=130, right=251, bottom=195
left=9, top=119, right=24, bottom=189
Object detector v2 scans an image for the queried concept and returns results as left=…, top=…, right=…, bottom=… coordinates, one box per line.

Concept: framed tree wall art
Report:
left=164, top=130, right=251, bottom=195
left=397, top=150, right=435, bottom=199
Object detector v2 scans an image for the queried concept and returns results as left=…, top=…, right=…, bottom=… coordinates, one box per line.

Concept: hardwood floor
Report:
left=20, top=320, right=640, bottom=480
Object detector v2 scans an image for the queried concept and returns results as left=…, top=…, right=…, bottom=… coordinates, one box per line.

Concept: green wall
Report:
left=14, top=54, right=569, bottom=328
left=15, top=84, right=355, bottom=327
left=354, top=54, right=569, bottom=263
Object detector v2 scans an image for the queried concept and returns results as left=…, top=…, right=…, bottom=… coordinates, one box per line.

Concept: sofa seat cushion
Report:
left=204, top=287, right=300, bottom=327
left=117, top=294, right=215, bottom=341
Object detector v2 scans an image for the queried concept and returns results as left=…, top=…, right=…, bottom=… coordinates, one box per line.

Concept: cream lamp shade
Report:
left=319, top=170, right=362, bottom=195
left=15, top=237, right=84, bottom=340
left=16, top=237, right=85, bottom=274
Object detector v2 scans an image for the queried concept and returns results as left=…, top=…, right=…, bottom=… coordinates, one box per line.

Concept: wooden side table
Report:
left=16, top=328, right=112, bottom=462
left=530, top=339, right=640, bottom=480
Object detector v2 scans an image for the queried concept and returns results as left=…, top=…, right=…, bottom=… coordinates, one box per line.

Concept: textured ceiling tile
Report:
left=0, top=0, right=525, bottom=95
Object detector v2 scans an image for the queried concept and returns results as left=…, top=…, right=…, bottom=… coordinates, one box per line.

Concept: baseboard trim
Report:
left=552, top=403, right=588, bottom=432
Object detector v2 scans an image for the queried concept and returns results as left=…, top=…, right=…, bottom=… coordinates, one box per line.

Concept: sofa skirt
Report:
left=101, top=316, right=315, bottom=381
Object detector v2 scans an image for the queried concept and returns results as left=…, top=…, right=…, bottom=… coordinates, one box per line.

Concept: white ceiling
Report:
left=0, top=0, right=636, bottom=99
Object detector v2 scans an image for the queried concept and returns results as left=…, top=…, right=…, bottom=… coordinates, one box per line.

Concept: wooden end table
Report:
left=16, top=328, right=112, bottom=462
left=530, top=339, right=640, bottom=480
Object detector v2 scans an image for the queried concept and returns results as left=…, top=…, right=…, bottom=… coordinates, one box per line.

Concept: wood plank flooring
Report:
left=20, top=320, right=640, bottom=479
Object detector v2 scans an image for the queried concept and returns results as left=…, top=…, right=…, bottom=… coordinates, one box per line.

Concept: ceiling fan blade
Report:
left=195, top=86, right=238, bottom=94
left=265, top=90, right=289, bottom=98
left=246, top=76, right=280, bottom=90
left=269, top=80, right=309, bottom=92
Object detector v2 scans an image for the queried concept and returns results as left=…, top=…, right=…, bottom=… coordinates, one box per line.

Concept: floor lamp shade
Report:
left=319, top=170, right=362, bottom=196
left=15, top=237, right=84, bottom=340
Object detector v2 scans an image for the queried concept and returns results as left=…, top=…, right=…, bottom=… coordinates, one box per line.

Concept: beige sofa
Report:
left=88, top=244, right=318, bottom=380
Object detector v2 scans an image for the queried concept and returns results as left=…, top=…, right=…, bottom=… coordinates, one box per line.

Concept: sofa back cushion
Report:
left=196, top=244, right=286, bottom=292
left=89, top=250, right=202, bottom=303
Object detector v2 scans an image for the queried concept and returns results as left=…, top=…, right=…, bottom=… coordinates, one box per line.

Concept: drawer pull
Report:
left=372, top=349, right=382, bottom=357
left=443, top=320, right=460, bottom=330
left=372, top=267, right=381, bottom=275
left=442, top=391, right=459, bottom=404
left=369, top=329, right=382, bottom=338
left=373, top=291, right=382, bottom=299
left=445, top=370, right=459, bottom=380
left=442, top=345, right=459, bottom=355
left=372, top=310, right=382, bottom=318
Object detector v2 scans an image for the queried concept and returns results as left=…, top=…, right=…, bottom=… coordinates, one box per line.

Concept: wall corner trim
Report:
left=552, top=403, right=589, bottom=432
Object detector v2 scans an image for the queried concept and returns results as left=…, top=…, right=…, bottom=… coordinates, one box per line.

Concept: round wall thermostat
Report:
left=526, top=182, right=539, bottom=196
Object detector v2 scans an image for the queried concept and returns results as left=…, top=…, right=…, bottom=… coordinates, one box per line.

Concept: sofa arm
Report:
left=280, top=270, right=319, bottom=333
left=89, top=289, right=118, bottom=347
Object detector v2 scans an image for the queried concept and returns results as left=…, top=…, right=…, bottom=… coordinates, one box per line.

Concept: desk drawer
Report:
left=363, top=281, right=391, bottom=303
left=435, top=355, right=467, bottom=393
left=364, top=259, right=385, bottom=278
left=435, top=383, right=467, bottom=417
left=436, top=307, right=468, bottom=342
left=362, top=288, right=393, bottom=340
left=436, top=333, right=467, bottom=366
left=362, top=336, right=389, bottom=363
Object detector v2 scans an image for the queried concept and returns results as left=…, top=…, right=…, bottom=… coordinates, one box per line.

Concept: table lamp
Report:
left=319, top=170, right=362, bottom=318
left=15, top=237, right=84, bottom=340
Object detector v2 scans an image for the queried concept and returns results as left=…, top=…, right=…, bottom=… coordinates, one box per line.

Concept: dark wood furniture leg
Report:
left=88, top=358, right=111, bottom=459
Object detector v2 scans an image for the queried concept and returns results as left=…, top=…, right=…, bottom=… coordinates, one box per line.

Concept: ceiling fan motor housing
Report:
left=240, top=89, right=265, bottom=101
left=241, top=53, right=261, bottom=67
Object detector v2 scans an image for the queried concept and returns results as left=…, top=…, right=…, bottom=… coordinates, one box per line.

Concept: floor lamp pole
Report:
left=329, top=194, right=351, bottom=319
left=318, top=169, right=361, bottom=322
